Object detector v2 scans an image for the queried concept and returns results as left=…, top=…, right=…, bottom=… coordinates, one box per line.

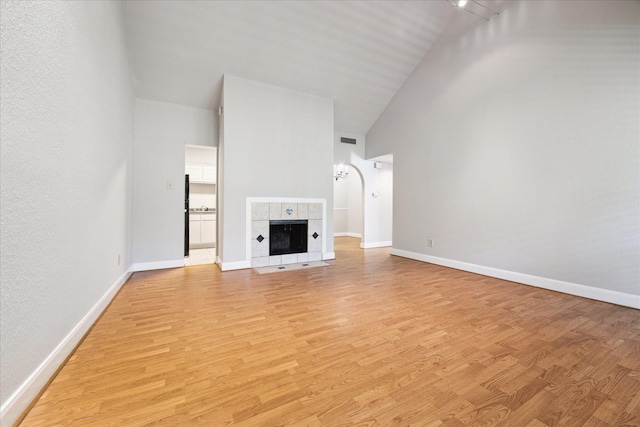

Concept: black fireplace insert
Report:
left=269, top=220, right=308, bottom=256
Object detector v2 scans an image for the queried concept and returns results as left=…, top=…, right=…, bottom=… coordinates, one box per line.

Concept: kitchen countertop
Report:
left=189, top=209, right=216, bottom=214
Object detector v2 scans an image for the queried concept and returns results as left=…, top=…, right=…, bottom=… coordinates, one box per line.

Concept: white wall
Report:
left=365, top=159, right=393, bottom=247
left=217, top=90, right=226, bottom=262
left=333, top=177, right=349, bottom=234
left=367, top=1, right=640, bottom=304
left=0, top=1, right=134, bottom=423
left=219, top=75, right=334, bottom=267
left=132, top=99, right=215, bottom=270
left=346, top=171, right=364, bottom=237
left=186, top=145, right=216, bottom=164
left=333, top=171, right=363, bottom=237
left=378, top=164, right=393, bottom=241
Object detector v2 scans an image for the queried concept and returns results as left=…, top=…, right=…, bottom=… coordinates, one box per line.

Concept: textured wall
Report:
left=367, top=0, right=640, bottom=296
left=0, top=0, right=134, bottom=414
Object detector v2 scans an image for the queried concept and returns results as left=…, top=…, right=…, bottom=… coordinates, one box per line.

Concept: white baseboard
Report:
left=334, top=232, right=362, bottom=238
left=323, top=252, right=336, bottom=261
left=0, top=269, right=133, bottom=427
left=361, top=241, right=392, bottom=249
left=131, top=259, right=185, bottom=272
left=391, top=249, right=640, bottom=310
left=219, top=260, right=252, bottom=271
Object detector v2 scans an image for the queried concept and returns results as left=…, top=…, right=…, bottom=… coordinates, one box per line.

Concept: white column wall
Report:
left=219, top=75, right=334, bottom=269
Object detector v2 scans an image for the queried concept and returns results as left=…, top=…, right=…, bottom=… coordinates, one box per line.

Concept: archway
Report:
left=333, top=164, right=364, bottom=246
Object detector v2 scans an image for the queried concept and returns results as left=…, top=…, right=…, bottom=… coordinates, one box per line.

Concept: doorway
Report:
left=332, top=157, right=394, bottom=251
left=333, top=164, right=364, bottom=245
left=185, top=145, right=217, bottom=266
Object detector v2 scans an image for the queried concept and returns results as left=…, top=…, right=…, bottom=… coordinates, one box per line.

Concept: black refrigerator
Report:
left=184, top=174, right=189, bottom=257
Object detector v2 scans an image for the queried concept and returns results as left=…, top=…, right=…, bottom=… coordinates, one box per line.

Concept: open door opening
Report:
left=184, top=145, right=217, bottom=266
left=333, top=164, right=364, bottom=246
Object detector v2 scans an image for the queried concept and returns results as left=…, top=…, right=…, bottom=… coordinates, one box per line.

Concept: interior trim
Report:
left=391, top=248, right=640, bottom=310
left=323, top=252, right=336, bottom=260
left=334, top=232, right=361, bottom=238
left=361, top=240, right=392, bottom=249
left=131, top=260, right=185, bottom=272
left=218, top=260, right=252, bottom=271
left=0, top=270, right=132, bottom=426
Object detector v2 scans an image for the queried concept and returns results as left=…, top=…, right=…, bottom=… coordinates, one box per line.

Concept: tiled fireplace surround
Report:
left=248, top=198, right=326, bottom=268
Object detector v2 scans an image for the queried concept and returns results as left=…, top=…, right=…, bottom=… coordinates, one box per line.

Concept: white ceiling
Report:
left=122, top=1, right=512, bottom=135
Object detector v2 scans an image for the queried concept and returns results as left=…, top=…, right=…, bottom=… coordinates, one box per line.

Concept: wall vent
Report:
left=340, top=137, right=357, bottom=145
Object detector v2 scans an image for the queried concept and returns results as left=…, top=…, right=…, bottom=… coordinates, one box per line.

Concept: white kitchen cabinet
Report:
left=186, top=164, right=215, bottom=184
left=201, top=217, right=216, bottom=244
left=189, top=213, right=215, bottom=246
left=202, top=166, right=216, bottom=184
left=185, top=164, right=203, bottom=182
left=189, top=214, right=201, bottom=244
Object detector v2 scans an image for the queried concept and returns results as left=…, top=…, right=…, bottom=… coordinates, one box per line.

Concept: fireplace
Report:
left=248, top=199, right=326, bottom=268
left=269, top=220, right=308, bottom=255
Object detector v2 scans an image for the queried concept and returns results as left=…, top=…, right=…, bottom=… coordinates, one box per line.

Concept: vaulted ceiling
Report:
left=122, top=1, right=512, bottom=135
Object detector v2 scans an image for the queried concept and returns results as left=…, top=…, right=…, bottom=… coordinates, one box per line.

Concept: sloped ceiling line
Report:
left=122, top=0, right=512, bottom=135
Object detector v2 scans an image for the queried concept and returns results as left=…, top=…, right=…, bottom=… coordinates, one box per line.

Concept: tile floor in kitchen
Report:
left=184, top=248, right=216, bottom=266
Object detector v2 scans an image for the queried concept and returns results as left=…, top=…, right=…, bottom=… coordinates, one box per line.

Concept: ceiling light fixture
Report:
left=446, top=0, right=500, bottom=21
left=333, top=164, right=349, bottom=181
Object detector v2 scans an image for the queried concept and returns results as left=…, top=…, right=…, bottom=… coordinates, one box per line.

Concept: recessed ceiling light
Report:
left=458, top=0, right=468, bottom=7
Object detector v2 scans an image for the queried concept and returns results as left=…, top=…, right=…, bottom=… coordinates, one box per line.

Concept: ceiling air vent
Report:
left=340, top=137, right=357, bottom=145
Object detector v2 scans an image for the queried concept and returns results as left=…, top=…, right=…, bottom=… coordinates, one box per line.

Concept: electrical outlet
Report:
left=167, top=180, right=174, bottom=190
left=428, top=239, right=434, bottom=248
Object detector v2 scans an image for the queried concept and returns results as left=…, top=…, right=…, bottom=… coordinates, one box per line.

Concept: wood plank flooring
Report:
left=19, top=237, right=640, bottom=426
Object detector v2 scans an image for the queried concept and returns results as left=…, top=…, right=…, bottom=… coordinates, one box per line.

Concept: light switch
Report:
left=167, top=181, right=174, bottom=190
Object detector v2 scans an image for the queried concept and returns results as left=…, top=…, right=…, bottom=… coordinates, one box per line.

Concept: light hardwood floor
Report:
left=19, top=237, right=640, bottom=426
